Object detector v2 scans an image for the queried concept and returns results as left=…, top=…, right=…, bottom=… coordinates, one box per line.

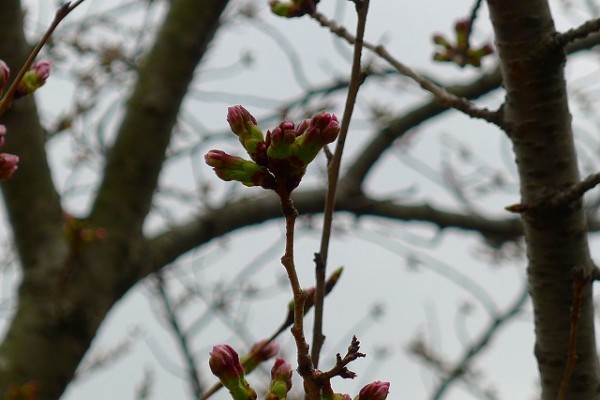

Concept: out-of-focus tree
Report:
left=1, top=0, right=600, bottom=399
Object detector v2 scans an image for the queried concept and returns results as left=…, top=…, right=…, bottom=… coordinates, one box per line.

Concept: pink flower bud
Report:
left=290, top=111, right=340, bottom=165
left=270, top=358, right=292, bottom=387
left=227, top=105, right=267, bottom=163
left=31, top=60, right=51, bottom=81
left=265, top=358, right=293, bottom=400
left=242, top=339, right=280, bottom=373
left=204, top=150, right=275, bottom=189
left=266, top=121, right=296, bottom=160
left=209, top=344, right=244, bottom=383
left=357, top=381, right=390, bottom=400
left=15, top=60, right=51, bottom=98
left=0, top=60, right=10, bottom=91
left=0, top=153, right=19, bottom=180
left=0, top=124, right=6, bottom=147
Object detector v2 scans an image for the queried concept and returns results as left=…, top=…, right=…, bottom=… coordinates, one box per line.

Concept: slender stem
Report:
left=278, top=189, right=320, bottom=399
left=310, top=11, right=502, bottom=126
left=311, top=0, right=370, bottom=368
left=0, top=0, right=88, bottom=115
left=557, top=271, right=588, bottom=400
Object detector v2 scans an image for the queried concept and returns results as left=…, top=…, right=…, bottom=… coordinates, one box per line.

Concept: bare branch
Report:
left=429, top=285, right=529, bottom=400
left=556, top=17, right=600, bottom=48
left=154, top=273, right=204, bottom=398
left=310, top=11, right=503, bottom=126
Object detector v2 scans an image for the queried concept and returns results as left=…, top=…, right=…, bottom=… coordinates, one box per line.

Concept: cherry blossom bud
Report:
left=356, top=381, right=390, bottom=400
left=266, top=121, right=296, bottom=160
left=209, top=345, right=257, bottom=400
left=265, top=358, right=293, bottom=400
left=0, top=153, right=19, bottom=180
left=227, top=105, right=267, bottom=164
left=0, top=60, right=10, bottom=92
left=0, top=124, right=6, bottom=147
left=290, top=111, right=340, bottom=165
left=15, top=60, right=51, bottom=98
left=242, top=339, right=280, bottom=373
left=204, top=150, right=275, bottom=189
left=209, top=344, right=244, bottom=382
left=269, top=0, right=318, bottom=17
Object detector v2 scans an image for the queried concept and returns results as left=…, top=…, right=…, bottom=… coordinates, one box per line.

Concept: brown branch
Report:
left=557, top=268, right=590, bottom=400
left=0, top=1, right=89, bottom=115
left=310, top=11, right=503, bottom=127
left=89, top=0, right=230, bottom=238
left=312, top=0, right=370, bottom=369
left=556, top=17, right=600, bottom=48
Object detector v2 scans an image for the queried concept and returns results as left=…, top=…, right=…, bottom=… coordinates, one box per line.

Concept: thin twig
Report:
left=465, top=0, right=484, bottom=49
left=310, top=11, right=503, bottom=127
left=505, top=171, right=600, bottom=213
left=0, top=0, right=88, bottom=115
left=430, top=284, right=529, bottom=400
left=311, top=0, right=370, bottom=369
left=278, top=189, right=320, bottom=399
left=154, top=273, right=203, bottom=398
left=557, top=269, right=589, bottom=400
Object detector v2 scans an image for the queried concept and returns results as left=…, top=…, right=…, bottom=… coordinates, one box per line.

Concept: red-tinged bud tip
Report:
left=271, top=358, right=292, bottom=385
left=251, top=339, right=280, bottom=363
left=32, top=60, right=51, bottom=81
left=357, top=381, right=390, bottom=400
left=454, top=19, right=470, bottom=33
left=0, top=60, right=10, bottom=90
left=227, top=105, right=258, bottom=136
left=209, top=344, right=245, bottom=383
left=15, top=60, right=51, bottom=98
left=0, top=153, right=19, bottom=180
left=0, top=124, right=6, bottom=147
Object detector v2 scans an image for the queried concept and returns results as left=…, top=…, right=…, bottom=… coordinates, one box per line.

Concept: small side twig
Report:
left=310, top=11, right=503, bottom=127
left=464, top=0, right=484, bottom=50
left=317, top=336, right=366, bottom=381
left=311, top=0, right=370, bottom=369
left=557, top=268, right=590, bottom=400
left=154, top=273, right=203, bottom=398
left=430, top=284, right=528, bottom=400
left=505, top=172, right=600, bottom=213
left=0, top=0, right=88, bottom=115
left=556, top=17, right=600, bottom=48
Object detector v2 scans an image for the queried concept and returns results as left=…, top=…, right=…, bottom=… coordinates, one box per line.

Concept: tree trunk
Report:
left=488, top=0, right=600, bottom=398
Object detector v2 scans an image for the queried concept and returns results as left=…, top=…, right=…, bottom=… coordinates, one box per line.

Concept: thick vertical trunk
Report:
left=488, top=0, right=600, bottom=398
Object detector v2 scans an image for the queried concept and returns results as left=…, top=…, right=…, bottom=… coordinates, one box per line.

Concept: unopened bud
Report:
left=356, top=381, right=390, bottom=400
left=242, top=339, right=280, bottom=373
left=0, top=153, right=19, bottom=180
left=0, top=59, right=10, bottom=92
left=15, top=60, right=51, bottom=98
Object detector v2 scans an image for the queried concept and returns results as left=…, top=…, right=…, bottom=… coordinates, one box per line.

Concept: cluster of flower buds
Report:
left=0, top=57, right=52, bottom=181
left=268, top=0, right=319, bottom=18
left=205, top=105, right=340, bottom=194
left=432, top=19, right=493, bottom=68
left=209, top=342, right=390, bottom=400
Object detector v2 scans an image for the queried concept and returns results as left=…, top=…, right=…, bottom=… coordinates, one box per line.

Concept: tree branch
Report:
left=89, top=0, right=230, bottom=238
left=140, top=188, right=524, bottom=278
